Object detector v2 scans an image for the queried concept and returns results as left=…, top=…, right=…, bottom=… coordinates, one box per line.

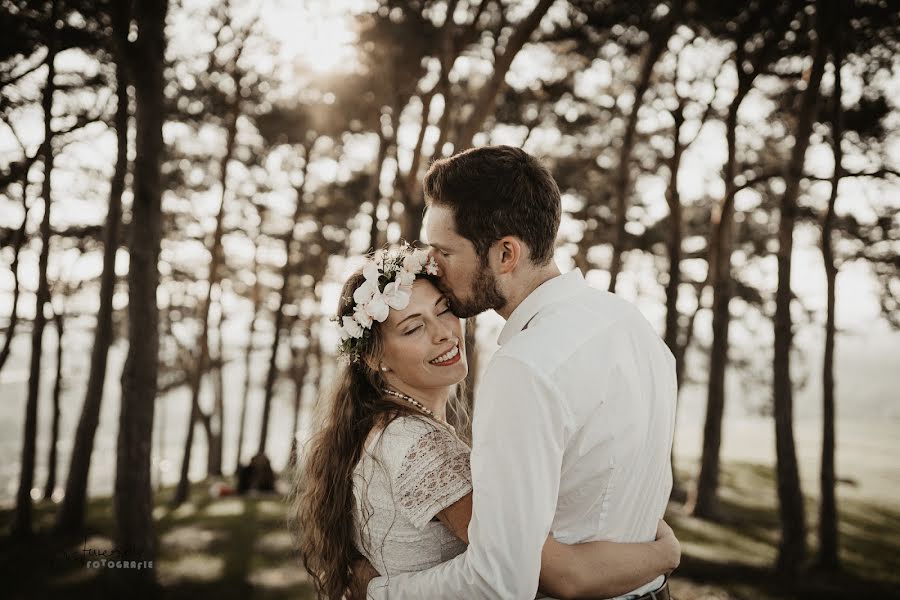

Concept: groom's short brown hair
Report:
left=423, top=145, right=561, bottom=265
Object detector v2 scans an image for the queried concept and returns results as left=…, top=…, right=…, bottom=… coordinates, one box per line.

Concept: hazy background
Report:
left=1, top=0, right=898, bottom=598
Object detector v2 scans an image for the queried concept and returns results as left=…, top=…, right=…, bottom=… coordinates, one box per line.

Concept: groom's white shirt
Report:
left=368, top=269, right=677, bottom=599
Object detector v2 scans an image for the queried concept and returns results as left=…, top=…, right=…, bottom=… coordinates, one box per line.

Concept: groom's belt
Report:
left=633, top=577, right=670, bottom=600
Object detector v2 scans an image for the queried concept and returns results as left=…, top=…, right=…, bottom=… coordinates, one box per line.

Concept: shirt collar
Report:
left=497, top=269, right=587, bottom=346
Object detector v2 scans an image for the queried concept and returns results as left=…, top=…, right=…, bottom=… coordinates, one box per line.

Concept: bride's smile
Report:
left=377, top=279, right=468, bottom=400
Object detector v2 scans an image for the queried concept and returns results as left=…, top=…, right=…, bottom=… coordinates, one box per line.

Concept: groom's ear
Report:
left=494, top=236, right=523, bottom=274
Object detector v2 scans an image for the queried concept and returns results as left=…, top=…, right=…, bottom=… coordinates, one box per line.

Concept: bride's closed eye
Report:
left=403, top=324, right=422, bottom=336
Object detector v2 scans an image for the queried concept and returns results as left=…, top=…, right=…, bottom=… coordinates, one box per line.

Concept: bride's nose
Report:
left=432, top=319, right=453, bottom=344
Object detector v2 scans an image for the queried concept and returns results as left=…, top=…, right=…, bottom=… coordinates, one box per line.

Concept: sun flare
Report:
left=268, top=0, right=358, bottom=74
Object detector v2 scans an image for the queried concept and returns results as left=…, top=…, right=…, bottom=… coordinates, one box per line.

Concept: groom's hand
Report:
left=654, top=519, right=681, bottom=573
left=347, top=556, right=379, bottom=600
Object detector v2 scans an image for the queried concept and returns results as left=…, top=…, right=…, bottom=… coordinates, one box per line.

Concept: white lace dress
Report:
left=352, top=415, right=472, bottom=577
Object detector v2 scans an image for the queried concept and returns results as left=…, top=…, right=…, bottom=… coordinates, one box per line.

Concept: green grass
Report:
left=0, top=480, right=315, bottom=600
left=2, top=462, right=899, bottom=600
left=666, top=460, right=900, bottom=599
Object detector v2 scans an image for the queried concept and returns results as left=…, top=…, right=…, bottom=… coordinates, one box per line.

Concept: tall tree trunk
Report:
left=113, top=0, right=167, bottom=590
left=692, top=0, right=796, bottom=519
left=56, top=0, right=129, bottom=532
left=173, top=106, right=238, bottom=505
left=13, top=0, right=58, bottom=538
left=455, top=0, right=555, bottom=149
left=692, top=83, right=747, bottom=519
left=773, top=5, right=827, bottom=575
left=234, top=238, right=261, bottom=472
left=258, top=285, right=286, bottom=459
left=664, top=103, right=686, bottom=501
left=608, top=15, right=675, bottom=293
left=663, top=200, right=683, bottom=370
left=258, top=149, right=310, bottom=457
left=817, top=1, right=843, bottom=571
left=287, top=323, right=312, bottom=468
left=0, top=193, right=30, bottom=376
left=43, top=308, right=64, bottom=500
left=155, top=334, right=167, bottom=494
left=207, top=312, right=225, bottom=476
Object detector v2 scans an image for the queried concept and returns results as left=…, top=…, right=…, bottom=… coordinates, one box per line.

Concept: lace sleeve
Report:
left=393, top=420, right=472, bottom=530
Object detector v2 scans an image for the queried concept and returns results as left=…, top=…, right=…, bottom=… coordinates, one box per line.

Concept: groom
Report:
left=360, top=145, right=677, bottom=599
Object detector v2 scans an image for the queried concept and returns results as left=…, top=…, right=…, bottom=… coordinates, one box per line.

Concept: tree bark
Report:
left=773, top=4, right=827, bottom=575
left=817, top=0, right=843, bottom=572
left=56, top=0, right=129, bottom=533
left=113, top=0, right=167, bottom=591
left=43, top=308, right=64, bottom=501
left=13, top=0, right=58, bottom=538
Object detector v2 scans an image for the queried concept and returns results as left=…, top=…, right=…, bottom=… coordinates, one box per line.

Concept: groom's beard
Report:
left=447, top=266, right=506, bottom=318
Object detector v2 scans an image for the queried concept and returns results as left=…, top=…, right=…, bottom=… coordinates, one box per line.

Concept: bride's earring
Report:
left=380, top=365, right=389, bottom=372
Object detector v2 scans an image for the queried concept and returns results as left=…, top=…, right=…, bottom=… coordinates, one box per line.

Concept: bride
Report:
left=290, top=246, right=679, bottom=599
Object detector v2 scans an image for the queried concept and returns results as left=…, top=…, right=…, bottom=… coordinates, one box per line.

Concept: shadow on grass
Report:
left=0, top=480, right=315, bottom=600
left=3, top=460, right=899, bottom=600
left=670, top=460, right=900, bottom=599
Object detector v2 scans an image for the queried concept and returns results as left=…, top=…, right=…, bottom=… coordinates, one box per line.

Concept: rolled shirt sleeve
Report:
left=368, top=355, right=572, bottom=599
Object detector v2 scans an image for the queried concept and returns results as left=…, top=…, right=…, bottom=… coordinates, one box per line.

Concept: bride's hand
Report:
left=654, top=519, right=681, bottom=573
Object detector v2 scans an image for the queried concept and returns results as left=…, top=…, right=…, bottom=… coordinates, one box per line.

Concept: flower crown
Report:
left=334, top=244, right=439, bottom=362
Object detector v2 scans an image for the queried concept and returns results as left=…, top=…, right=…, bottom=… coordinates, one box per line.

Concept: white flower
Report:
left=353, top=277, right=378, bottom=305
left=341, top=315, right=364, bottom=339
left=424, top=257, right=440, bottom=276
left=353, top=304, right=373, bottom=328
left=402, top=249, right=429, bottom=273
left=365, top=291, right=390, bottom=322
left=381, top=280, right=411, bottom=311
left=362, top=260, right=381, bottom=285
left=395, top=268, right=416, bottom=288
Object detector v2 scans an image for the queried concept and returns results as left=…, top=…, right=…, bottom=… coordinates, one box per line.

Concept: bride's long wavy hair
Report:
left=288, top=269, right=470, bottom=600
